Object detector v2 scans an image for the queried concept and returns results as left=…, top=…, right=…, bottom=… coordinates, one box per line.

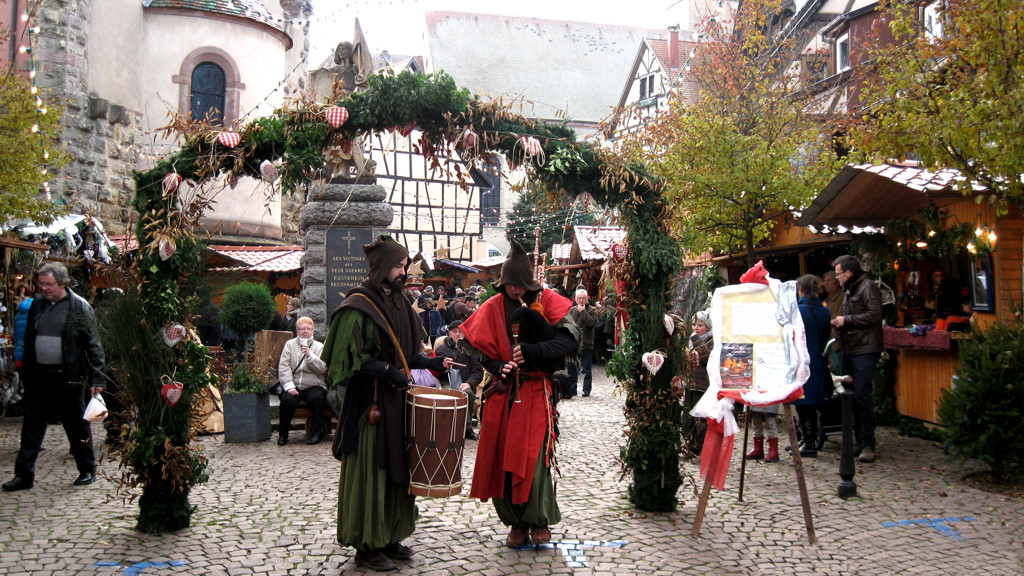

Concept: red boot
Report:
left=745, top=436, right=764, bottom=460
left=765, top=437, right=780, bottom=462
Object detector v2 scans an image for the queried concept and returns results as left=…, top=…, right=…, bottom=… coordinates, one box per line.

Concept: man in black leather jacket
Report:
left=831, top=255, right=883, bottom=463
left=3, top=262, right=105, bottom=491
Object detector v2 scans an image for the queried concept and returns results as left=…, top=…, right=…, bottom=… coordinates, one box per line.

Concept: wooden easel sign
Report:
left=689, top=277, right=815, bottom=542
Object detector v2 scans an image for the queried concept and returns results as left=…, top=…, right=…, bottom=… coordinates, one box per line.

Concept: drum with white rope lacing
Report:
left=406, top=387, right=468, bottom=497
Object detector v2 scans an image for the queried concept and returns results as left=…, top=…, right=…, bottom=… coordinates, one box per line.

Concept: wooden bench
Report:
left=291, top=401, right=335, bottom=438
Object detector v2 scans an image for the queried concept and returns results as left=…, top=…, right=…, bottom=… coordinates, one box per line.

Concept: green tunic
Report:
left=323, top=308, right=417, bottom=551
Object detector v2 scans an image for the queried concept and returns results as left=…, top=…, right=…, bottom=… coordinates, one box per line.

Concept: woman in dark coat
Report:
left=793, top=274, right=833, bottom=458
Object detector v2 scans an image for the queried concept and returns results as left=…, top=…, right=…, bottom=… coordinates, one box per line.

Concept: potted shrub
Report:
left=223, top=363, right=272, bottom=443
left=219, top=281, right=276, bottom=363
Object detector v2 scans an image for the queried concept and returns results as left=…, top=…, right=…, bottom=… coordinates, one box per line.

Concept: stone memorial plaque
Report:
left=326, top=228, right=374, bottom=315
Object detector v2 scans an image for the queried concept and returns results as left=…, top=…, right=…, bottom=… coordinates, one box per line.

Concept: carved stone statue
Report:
left=324, top=19, right=378, bottom=182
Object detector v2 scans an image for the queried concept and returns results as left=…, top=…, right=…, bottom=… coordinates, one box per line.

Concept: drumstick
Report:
left=448, top=361, right=467, bottom=368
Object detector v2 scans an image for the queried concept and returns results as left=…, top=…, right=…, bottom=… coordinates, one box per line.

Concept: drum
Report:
left=406, top=387, right=468, bottom=497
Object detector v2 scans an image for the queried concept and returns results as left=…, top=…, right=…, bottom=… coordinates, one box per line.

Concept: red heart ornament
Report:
left=396, top=124, right=415, bottom=137
left=461, top=128, right=478, bottom=148
left=161, top=381, right=184, bottom=408
left=325, top=106, right=349, bottom=128
left=217, top=131, right=241, bottom=148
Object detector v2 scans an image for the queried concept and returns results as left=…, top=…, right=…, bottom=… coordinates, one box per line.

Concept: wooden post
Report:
left=738, top=408, right=752, bottom=501
left=784, top=403, right=817, bottom=543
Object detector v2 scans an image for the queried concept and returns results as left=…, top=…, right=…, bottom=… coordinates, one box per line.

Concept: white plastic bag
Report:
left=83, top=394, right=108, bottom=423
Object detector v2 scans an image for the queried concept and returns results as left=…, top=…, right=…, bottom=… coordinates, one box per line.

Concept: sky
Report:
left=307, top=0, right=698, bottom=66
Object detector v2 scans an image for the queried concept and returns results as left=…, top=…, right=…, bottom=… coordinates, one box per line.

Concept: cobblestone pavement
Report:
left=1, top=367, right=1022, bottom=575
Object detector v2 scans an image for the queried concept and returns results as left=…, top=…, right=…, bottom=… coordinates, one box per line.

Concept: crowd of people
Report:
left=1, top=245, right=886, bottom=574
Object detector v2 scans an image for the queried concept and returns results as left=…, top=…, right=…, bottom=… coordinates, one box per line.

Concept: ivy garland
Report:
left=125, top=70, right=684, bottom=531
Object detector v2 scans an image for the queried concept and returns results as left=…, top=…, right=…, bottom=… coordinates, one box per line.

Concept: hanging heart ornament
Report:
left=217, top=131, right=241, bottom=148
left=158, top=236, right=176, bottom=261
left=162, top=323, right=184, bottom=347
left=160, top=376, right=184, bottom=408
left=162, top=172, right=182, bottom=195
left=324, top=106, right=349, bottom=128
left=641, top=351, right=665, bottom=375
left=519, top=135, right=542, bottom=156
left=260, top=159, right=279, bottom=183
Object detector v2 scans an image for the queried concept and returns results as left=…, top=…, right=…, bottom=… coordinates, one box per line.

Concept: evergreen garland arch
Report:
left=126, top=70, right=684, bottom=532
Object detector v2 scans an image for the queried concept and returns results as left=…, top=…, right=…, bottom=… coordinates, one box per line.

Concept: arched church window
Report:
left=190, top=62, right=226, bottom=125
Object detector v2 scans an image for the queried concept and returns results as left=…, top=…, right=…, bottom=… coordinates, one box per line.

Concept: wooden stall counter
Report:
left=884, top=326, right=966, bottom=425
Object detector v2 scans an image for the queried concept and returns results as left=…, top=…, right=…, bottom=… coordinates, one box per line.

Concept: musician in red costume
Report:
left=459, top=241, right=578, bottom=548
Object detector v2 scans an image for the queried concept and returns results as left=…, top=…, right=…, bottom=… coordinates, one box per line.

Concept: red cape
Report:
left=461, top=290, right=572, bottom=503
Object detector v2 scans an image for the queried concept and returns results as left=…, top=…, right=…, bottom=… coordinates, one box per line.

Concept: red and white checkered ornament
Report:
left=217, top=131, right=241, bottom=148
left=642, top=351, right=666, bottom=375
left=519, top=136, right=542, bottom=157
left=162, top=323, right=184, bottom=347
left=324, top=106, right=349, bottom=128
left=162, top=172, right=182, bottom=195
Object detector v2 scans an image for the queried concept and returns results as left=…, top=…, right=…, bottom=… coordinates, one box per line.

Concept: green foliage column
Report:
left=124, top=161, right=214, bottom=533
left=604, top=179, right=684, bottom=512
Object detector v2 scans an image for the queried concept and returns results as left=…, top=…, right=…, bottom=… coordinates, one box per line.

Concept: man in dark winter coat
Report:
left=434, top=320, right=482, bottom=440
left=832, top=255, right=883, bottom=464
left=321, top=235, right=452, bottom=571
left=567, top=288, right=598, bottom=397
left=3, top=262, right=105, bottom=492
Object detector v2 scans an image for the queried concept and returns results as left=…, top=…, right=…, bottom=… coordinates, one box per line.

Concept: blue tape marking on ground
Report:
left=547, top=539, right=626, bottom=567
left=93, top=560, right=189, bottom=575
left=880, top=517, right=975, bottom=540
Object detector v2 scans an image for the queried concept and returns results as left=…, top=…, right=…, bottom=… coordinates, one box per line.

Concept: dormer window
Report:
left=835, top=32, right=850, bottom=72
left=639, top=74, right=656, bottom=100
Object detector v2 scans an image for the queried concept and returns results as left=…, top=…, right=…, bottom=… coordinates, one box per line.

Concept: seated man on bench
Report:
left=277, top=316, right=329, bottom=446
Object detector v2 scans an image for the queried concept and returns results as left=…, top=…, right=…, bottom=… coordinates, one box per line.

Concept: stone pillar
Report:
left=298, top=181, right=393, bottom=341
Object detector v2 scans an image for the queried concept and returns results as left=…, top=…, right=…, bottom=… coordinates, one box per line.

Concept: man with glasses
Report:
left=3, top=262, right=106, bottom=491
left=830, top=255, right=883, bottom=463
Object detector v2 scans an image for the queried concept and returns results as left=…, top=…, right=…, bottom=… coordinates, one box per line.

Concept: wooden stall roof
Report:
left=208, top=245, right=303, bottom=272
left=573, top=225, right=626, bottom=261
left=0, top=236, right=50, bottom=252
left=797, top=163, right=985, bottom=227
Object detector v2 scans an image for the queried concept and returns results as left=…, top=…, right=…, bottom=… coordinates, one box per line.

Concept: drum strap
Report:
left=350, top=293, right=411, bottom=377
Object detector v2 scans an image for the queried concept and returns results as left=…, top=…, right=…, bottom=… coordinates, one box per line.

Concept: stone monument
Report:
left=299, top=182, right=393, bottom=341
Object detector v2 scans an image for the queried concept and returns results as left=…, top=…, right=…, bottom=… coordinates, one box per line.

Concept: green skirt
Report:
left=337, top=409, right=417, bottom=550
left=492, top=443, right=561, bottom=528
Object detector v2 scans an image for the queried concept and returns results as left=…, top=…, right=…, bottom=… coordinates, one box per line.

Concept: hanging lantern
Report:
left=324, top=106, right=349, bottom=128
left=217, top=131, right=241, bottom=148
